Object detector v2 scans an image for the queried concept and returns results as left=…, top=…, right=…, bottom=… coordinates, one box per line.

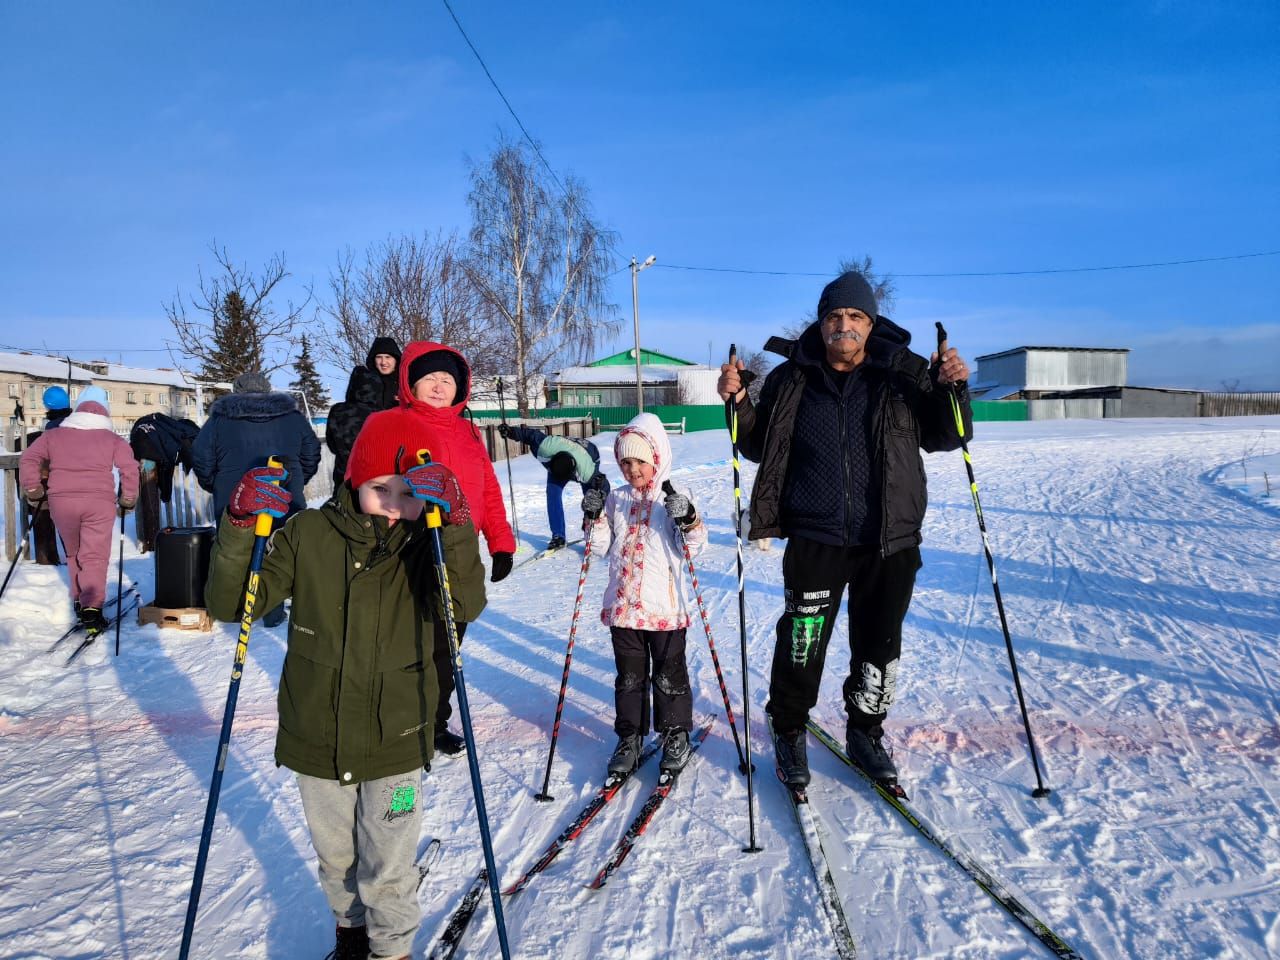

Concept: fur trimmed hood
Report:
left=208, top=392, right=301, bottom=421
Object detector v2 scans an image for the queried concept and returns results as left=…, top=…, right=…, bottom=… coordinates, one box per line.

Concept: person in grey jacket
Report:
left=717, top=270, right=972, bottom=790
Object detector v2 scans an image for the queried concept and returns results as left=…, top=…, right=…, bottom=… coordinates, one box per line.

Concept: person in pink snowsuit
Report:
left=19, top=386, right=138, bottom=631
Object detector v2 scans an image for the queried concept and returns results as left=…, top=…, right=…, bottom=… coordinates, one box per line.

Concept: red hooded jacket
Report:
left=388, top=341, right=515, bottom=557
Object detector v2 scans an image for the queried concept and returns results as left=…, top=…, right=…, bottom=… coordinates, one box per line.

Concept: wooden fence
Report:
left=1199, top=392, right=1280, bottom=417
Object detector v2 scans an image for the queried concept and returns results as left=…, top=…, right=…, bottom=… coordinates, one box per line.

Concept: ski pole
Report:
left=114, top=495, right=126, bottom=657
left=662, top=480, right=750, bottom=774
left=534, top=519, right=593, bottom=803
left=495, top=378, right=520, bottom=545
left=0, top=502, right=39, bottom=602
left=180, top=457, right=284, bottom=959
left=415, top=450, right=512, bottom=960
left=935, top=323, right=1050, bottom=800
left=727, top=344, right=763, bottom=853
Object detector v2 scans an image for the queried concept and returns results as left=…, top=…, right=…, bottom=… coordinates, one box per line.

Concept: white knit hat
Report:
left=616, top=432, right=654, bottom=466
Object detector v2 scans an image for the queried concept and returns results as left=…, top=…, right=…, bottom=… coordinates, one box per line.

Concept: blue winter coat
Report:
left=193, top=392, right=321, bottom=520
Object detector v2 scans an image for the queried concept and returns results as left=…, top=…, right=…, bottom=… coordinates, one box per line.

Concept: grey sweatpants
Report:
left=296, top=771, right=424, bottom=959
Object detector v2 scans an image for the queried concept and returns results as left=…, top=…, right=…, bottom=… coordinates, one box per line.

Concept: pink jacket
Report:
left=19, top=403, right=139, bottom=503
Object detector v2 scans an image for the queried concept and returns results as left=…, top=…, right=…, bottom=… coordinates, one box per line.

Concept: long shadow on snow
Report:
left=928, top=496, right=1269, bottom=534
left=110, top=613, right=316, bottom=958
left=921, top=546, right=1280, bottom=640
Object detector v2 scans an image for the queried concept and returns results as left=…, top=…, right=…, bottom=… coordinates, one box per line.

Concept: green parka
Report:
left=204, top=484, right=487, bottom=783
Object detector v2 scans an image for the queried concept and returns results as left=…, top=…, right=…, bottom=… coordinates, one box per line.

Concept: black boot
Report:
left=79, top=606, right=109, bottom=636
left=658, top=729, right=691, bottom=773
left=434, top=727, right=466, bottom=755
left=846, top=724, right=897, bottom=783
left=325, top=924, right=369, bottom=960
left=607, top=734, right=643, bottom=776
left=547, top=535, right=567, bottom=550
left=773, top=726, right=810, bottom=788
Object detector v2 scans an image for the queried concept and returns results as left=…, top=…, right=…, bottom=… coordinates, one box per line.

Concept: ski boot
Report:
left=607, top=734, right=643, bottom=777
left=434, top=727, right=466, bottom=756
left=324, top=924, right=368, bottom=960
left=547, top=535, right=567, bottom=551
left=659, top=729, right=691, bottom=773
left=773, top=727, right=810, bottom=789
left=79, top=606, right=109, bottom=636
left=846, top=724, right=898, bottom=785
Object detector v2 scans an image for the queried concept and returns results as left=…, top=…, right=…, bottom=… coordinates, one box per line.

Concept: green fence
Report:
left=473, top=399, right=1027, bottom=431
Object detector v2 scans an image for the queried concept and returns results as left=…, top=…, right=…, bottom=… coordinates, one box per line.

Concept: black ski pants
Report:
left=431, top=619, right=469, bottom=730
left=766, top=536, right=921, bottom=734
left=610, top=627, right=693, bottom=738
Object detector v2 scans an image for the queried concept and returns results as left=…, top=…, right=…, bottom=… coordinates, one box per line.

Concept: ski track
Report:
left=1, top=419, right=1278, bottom=958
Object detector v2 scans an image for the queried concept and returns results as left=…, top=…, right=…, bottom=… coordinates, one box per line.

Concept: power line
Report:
left=440, top=0, right=568, bottom=197
left=651, top=249, right=1280, bottom=279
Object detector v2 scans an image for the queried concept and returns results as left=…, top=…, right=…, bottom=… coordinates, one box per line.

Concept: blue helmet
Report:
left=42, top=385, right=70, bottom=411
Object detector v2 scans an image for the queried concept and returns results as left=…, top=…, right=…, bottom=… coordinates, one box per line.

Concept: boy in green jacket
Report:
left=205, top=413, right=484, bottom=960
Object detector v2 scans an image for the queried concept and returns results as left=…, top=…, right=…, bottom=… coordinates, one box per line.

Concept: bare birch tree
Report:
left=463, top=138, right=619, bottom=414
left=165, top=244, right=309, bottom=380
left=316, top=231, right=490, bottom=372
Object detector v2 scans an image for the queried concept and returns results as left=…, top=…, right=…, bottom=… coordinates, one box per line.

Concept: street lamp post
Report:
left=630, top=255, right=656, bottom=412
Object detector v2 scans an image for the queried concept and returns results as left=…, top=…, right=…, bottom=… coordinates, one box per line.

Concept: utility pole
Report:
left=630, top=255, right=656, bottom=412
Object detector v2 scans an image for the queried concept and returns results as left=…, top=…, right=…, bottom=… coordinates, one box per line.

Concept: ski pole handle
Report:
left=254, top=457, right=285, bottom=537
left=936, top=321, right=949, bottom=361
left=412, top=449, right=449, bottom=531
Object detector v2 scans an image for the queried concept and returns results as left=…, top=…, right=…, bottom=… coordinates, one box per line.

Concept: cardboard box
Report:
left=138, top=604, right=213, bottom=632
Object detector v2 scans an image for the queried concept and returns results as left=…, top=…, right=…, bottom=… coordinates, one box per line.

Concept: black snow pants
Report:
left=610, top=627, right=693, bottom=738
left=766, top=536, right=921, bottom=734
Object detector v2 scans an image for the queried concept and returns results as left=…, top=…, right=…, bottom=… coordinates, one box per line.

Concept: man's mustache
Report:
left=826, top=330, right=863, bottom=344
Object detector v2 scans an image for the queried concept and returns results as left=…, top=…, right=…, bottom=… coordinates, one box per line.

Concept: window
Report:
left=6, top=383, right=16, bottom=398
left=105, top=391, right=113, bottom=402
left=126, top=391, right=137, bottom=404
left=27, top=384, right=39, bottom=404
left=143, top=392, right=152, bottom=404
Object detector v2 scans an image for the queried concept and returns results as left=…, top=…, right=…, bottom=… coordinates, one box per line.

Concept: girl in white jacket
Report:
left=583, top=413, right=707, bottom=776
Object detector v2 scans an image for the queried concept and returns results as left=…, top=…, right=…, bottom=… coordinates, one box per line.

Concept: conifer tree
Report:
left=199, top=291, right=263, bottom=383
left=289, top=335, right=329, bottom=417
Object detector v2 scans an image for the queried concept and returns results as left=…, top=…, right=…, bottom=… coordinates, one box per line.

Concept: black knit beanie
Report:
left=816, top=272, right=879, bottom=322
left=367, top=336, right=401, bottom=365
left=407, top=350, right=463, bottom=395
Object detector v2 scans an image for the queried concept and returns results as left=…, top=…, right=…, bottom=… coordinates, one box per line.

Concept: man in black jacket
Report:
left=717, top=271, right=973, bottom=789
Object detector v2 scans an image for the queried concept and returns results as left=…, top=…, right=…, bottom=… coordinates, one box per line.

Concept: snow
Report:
left=2, top=416, right=1279, bottom=959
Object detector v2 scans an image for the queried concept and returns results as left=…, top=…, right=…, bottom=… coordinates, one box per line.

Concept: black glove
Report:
left=497, top=423, right=511, bottom=439
left=581, top=487, right=606, bottom=521
left=23, top=487, right=46, bottom=508
left=662, top=482, right=697, bottom=530
left=490, top=552, right=513, bottom=582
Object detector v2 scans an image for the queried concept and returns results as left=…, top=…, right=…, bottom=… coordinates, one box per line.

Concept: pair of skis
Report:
left=48, top=586, right=141, bottom=664
left=511, top=537, right=584, bottom=573
left=782, top=719, right=1083, bottom=960
left=428, top=719, right=713, bottom=959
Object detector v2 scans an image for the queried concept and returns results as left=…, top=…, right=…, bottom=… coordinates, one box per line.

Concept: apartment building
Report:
left=1, top=351, right=229, bottom=434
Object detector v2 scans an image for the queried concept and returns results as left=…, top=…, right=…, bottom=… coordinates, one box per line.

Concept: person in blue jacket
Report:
left=193, top=371, right=320, bottom=625
left=497, top=423, right=609, bottom=548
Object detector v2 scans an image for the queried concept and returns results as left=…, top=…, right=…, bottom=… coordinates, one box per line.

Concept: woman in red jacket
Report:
left=394, top=340, right=515, bottom=755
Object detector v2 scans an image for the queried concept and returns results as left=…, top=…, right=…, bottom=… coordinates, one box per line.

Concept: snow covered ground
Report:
left=2, top=416, right=1279, bottom=959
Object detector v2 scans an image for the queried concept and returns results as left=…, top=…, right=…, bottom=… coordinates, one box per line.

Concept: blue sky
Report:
left=1, top=1, right=1276, bottom=392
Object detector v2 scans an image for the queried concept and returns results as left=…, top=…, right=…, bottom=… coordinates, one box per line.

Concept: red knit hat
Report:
left=345, top=408, right=439, bottom=489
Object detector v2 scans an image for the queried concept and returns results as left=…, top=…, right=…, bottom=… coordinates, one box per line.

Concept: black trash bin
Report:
left=154, top=526, right=216, bottom=608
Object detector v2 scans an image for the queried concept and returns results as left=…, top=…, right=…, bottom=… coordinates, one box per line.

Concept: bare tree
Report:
left=836, top=253, right=897, bottom=313
left=783, top=254, right=898, bottom=339
left=738, top=347, right=774, bottom=402
left=165, top=243, right=308, bottom=380
left=316, top=231, right=492, bottom=373
left=463, top=138, right=620, bottom=414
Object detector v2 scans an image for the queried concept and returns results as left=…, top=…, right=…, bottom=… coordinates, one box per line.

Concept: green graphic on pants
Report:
left=388, top=785, right=416, bottom=818
left=790, top=615, right=825, bottom=667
